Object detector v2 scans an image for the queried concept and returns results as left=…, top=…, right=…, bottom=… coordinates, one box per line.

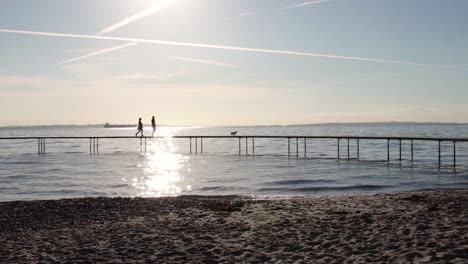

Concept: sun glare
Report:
left=129, top=126, right=191, bottom=197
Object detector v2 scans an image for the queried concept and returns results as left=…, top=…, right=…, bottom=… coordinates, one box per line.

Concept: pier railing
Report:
left=1, top=135, right=467, bottom=167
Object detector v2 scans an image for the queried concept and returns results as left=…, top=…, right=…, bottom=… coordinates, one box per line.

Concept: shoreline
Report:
left=1, top=190, right=467, bottom=263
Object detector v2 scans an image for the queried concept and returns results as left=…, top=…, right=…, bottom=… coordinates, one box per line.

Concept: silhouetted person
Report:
left=151, top=116, right=156, bottom=136
left=136, top=118, right=143, bottom=137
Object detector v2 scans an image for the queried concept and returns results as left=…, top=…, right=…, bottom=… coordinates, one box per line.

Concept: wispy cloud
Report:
left=167, top=56, right=238, bottom=68
left=58, top=42, right=137, bottom=65
left=1, top=29, right=467, bottom=71
left=282, top=0, right=332, bottom=10
left=62, top=48, right=97, bottom=54
left=116, top=71, right=186, bottom=81
left=240, top=12, right=255, bottom=17
left=311, top=72, right=410, bottom=89
left=0, top=75, right=80, bottom=92
left=99, top=0, right=174, bottom=34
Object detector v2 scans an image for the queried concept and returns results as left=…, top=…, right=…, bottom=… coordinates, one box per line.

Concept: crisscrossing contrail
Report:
left=60, top=0, right=174, bottom=64
left=59, top=42, right=138, bottom=65
left=167, top=56, right=238, bottom=68
left=1, top=28, right=467, bottom=71
left=282, top=0, right=332, bottom=10
left=99, top=0, right=174, bottom=34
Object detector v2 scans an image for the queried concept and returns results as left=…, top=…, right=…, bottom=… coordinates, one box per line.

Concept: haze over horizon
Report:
left=1, top=0, right=467, bottom=126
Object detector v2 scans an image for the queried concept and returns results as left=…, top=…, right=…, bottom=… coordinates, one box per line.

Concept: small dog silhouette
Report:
left=231, top=131, right=237, bottom=136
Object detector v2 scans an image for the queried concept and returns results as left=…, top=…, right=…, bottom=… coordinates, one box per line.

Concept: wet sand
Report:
left=0, top=191, right=467, bottom=263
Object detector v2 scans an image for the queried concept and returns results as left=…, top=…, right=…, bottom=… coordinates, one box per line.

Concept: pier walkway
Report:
left=1, top=135, right=468, bottom=167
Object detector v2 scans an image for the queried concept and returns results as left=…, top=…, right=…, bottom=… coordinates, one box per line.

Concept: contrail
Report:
left=99, top=0, right=174, bottom=34
left=59, top=42, right=137, bottom=65
left=240, top=12, right=255, bottom=17
left=282, top=0, right=332, bottom=10
left=1, top=29, right=467, bottom=71
left=61, top=0, right=173, bottom=64
left=167, top=56, right=238, bottom=68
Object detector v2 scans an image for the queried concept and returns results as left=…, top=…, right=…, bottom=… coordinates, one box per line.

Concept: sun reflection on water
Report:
left=129, top=127, right=191, bottom=197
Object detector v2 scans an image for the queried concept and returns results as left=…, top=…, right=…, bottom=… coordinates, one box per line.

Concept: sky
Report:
left=0, top=0, right=467, bottom=126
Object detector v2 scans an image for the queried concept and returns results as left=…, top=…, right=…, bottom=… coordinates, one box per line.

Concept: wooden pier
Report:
left=1, top=135, right=467, bottom=167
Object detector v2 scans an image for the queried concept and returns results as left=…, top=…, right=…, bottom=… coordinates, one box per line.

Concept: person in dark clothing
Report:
left=135, top=118, right=143, bottom=137
left=151, top=116, right=156, bottom=136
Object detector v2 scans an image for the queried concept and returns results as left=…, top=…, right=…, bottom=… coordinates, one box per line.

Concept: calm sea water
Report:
left=1, top=124, right=468, bottom=201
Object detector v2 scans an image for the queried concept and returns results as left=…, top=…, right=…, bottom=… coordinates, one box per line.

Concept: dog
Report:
left=231, top=131, right=237, bottom=136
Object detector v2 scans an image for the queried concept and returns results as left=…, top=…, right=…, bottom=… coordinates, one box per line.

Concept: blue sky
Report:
left=0, top=0, right=467, bottom=126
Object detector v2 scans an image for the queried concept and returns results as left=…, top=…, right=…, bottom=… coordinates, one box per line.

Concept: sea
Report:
left=1, top=124, right=468, bottom=202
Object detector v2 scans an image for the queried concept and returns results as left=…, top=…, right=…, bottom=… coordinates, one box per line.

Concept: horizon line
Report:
left=1, top=121, right=467, bottom=129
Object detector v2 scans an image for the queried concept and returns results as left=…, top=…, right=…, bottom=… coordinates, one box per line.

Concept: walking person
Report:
left=135, top=118, right=143, bottom=137
left=151, top=116, right=156, bottom=136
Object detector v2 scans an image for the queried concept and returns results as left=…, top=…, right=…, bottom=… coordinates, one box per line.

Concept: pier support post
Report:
left=38, top=138, right=46, bottom=155
left=387, top=139, right=390, bottom=162
left=195, top=137, right=198, bottom=155
left=288, top=138, right=291, bottom=157
left=411, top=140, right=414, bottom=162
left=357, top=139, right=360, bottom=159
left=201, top=138, right=203, bottom=154
left=453, top=141, right=456, bottom=167
left=90, top=138, right=92, bottom=154
left=438, top=140, right=441, bottom=167
left=337, top=138, right=340, bottom=159
left=238, top=137, right=241, bottom=156
left=190, top=138, right=192, bottom=155
left=347, top=138, right=350, bottom=159
left=252, top=138, right=255, bottom=156
left=97, top=138, right=99, bottom=154
left=304, top=138, right=307, bottom=157
left=296, top=138, right=299, bottom=157
left=399, top=139, right=402, bottom=161
left=246, top=137, right=248, bottom=155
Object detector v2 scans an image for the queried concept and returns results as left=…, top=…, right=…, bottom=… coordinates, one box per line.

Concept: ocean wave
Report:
left=266, top=179, right=337, bottom=186
left=258, top=184, right=394, bottom=193
left=198, top=186, right=249, bottom=192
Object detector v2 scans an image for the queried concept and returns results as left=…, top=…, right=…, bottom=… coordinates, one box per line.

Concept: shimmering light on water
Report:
left=131, top=127, right=189, bottom=197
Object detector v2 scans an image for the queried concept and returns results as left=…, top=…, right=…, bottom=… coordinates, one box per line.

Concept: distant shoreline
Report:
left=1, top=121, right=468, bottom=129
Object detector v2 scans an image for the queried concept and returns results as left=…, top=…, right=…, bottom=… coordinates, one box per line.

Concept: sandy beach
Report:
left=0, top=191, right=467, bottom=263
